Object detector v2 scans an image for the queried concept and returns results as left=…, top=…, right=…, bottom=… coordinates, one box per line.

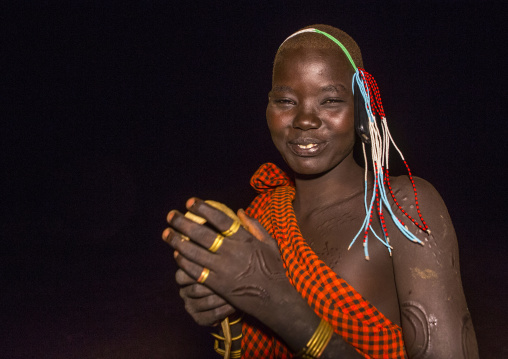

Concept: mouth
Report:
left=296, top=143, right=318, bottom=150
left=288, top=138, right=327, bottom=156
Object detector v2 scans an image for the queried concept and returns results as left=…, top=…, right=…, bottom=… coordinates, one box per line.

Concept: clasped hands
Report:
left=162, top=198, right=290, bottom=327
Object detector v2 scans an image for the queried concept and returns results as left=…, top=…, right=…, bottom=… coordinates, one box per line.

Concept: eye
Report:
left=272, top=98, right=295, bottom=106
left=322, top=98, right=343, bottom=105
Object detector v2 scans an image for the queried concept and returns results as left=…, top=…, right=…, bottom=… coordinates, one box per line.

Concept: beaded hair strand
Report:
left=280, top=28, right=430, bottom=259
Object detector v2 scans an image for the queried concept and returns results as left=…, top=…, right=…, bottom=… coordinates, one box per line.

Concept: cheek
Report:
left=266, top=109, right=287, bottom=139
left=335, top=106, right=355, bottom=136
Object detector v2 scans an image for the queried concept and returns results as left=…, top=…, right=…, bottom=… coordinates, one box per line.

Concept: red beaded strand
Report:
left=359, top=68, right=430, bottom=234
left=384, top=167, right=429, bottom=233
left=359, top=69, right=386, bottom=118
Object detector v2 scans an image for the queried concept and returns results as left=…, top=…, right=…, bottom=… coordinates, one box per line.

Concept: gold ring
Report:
left=197, top=268, right=210, bottom=283
left=208, top=234, right=224, bottom=253
left=222, top=221, right=241, bottom=237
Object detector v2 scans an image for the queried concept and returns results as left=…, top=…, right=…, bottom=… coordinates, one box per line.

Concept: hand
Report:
left=175, top=268, right=236, bottom=327
left=163, top=198, right=292, bottom=326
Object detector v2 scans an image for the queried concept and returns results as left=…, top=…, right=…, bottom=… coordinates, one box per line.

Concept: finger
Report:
left=237, top=209, right=269, bottom=242
left=182, top=292, right=229, bottom=312
left=175, top=269, right=198, bottom=286
left=179, top=282, right=216, bottom=298
left=188, top=304, right=236, bottom=327
left=167, top=228, right=217, bottom=269
left=186, top=198, right=244, bottom=239
left=167, top=210, right=229, bottom=252
left=237, top=209, right=279, bottom=250
left=174, top=249, right=215, bottom=284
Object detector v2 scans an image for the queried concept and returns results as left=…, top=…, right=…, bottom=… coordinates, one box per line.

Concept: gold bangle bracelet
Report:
left=296, top=319, right=334, bottom=359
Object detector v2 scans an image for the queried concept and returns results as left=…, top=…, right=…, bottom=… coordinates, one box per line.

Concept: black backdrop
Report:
left=2, top=1, right=507, bottom=358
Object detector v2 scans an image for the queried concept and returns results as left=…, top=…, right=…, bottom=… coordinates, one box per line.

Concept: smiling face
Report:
left=266, top=46, right=356, bottom=176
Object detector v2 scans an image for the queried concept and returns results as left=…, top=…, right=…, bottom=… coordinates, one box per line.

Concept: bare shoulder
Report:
left=388, top=175, right=454, bottom=245
left=387, top=174, right=457, bottom=270
left=388, top=175, right=448, bottom=215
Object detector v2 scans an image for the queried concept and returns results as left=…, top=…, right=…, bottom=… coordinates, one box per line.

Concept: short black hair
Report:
left=274, top=24, right=364, bottom=73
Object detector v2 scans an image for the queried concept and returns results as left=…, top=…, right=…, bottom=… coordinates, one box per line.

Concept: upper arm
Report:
left=389, top=177, right=478, bottom=358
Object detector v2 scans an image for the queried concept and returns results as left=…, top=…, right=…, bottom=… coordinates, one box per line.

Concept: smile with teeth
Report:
left=298, top=143, right=317, bottom=149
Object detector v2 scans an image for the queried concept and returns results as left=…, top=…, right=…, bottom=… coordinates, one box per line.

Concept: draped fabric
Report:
left=240, top=163, right=406, bottom=358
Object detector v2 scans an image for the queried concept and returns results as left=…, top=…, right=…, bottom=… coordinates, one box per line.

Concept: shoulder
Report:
left=386, top=174, right=461, bottom=295
left=388, top=175, right=445, bottom=211
left=387, top=175, right=452, bottom=232
left=386, top=174, right=457, bottom=259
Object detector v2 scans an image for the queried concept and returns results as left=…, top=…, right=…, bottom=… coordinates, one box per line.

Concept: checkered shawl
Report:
left=240, top=163, right=406, bottom=358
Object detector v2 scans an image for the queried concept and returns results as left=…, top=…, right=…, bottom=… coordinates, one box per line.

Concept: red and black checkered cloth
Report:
left=240, top=163, right=406, bottom=358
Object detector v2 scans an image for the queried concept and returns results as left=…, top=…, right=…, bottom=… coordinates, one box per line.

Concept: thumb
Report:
left=237, top=209, right=277, bottom=247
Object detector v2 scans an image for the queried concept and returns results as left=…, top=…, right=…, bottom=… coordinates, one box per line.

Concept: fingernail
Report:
left=186, top=197, right=197, bottom=209
left=174, top=250, right=179, bottom=258
left=162, top=228, right=171, bottom=241
left=166, top=210, right=176, bottom=222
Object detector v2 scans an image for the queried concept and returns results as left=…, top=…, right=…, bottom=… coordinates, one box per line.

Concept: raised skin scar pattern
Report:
left=229, top=250, right=286, bottom=302
left=235, top=249, right=287, bottom=281
left=230, top=285, right=269, bottom=301
left=401, top=301, right=430, bottom=359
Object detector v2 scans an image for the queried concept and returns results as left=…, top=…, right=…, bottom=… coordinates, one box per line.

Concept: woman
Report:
left=163, top=24, right=478, bottom=358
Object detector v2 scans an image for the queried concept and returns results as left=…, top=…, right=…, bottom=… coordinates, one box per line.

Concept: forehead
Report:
left=272, top=46, right=354, bottom=86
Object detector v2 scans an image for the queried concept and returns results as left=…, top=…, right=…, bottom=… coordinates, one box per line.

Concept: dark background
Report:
left=2, top=1, right=507, bottom=358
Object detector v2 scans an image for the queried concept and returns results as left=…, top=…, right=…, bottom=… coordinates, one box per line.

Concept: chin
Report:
left=285, top=158, right=331, bottom=177
left=283, top=152, right=355, bottom=178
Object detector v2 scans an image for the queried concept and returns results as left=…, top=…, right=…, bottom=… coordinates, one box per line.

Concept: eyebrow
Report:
left=270, top=85, right=293, bottom=94
left=269, top=84, right=348, bottom=95
left=321, top=84, right=347, bottom=94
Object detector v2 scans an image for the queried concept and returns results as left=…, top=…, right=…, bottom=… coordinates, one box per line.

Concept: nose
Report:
left=292, top=106, right=321, bottom=130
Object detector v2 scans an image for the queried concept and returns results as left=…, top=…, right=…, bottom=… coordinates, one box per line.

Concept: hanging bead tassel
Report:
left=349, top=68, right=429, bottom=258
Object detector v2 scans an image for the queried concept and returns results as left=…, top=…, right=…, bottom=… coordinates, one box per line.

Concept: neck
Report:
left=292, top=156, right=365, bottom=216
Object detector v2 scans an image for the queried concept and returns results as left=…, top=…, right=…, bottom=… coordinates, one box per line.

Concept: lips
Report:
left=288, top=137, right=328, bottom=156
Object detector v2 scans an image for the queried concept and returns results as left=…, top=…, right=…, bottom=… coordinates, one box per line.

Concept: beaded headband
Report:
left=280, top=28, right=430, bottom=259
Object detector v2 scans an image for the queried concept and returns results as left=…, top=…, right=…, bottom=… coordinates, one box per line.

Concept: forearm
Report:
left=257, top=285, right=363, bottom=358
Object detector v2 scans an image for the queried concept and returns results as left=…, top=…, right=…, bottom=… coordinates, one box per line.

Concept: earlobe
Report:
left=353, top=81, right=371, bottom=144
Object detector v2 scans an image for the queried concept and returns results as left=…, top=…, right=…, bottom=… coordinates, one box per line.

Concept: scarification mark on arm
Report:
left=401, top=301, right=430, bottom=359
